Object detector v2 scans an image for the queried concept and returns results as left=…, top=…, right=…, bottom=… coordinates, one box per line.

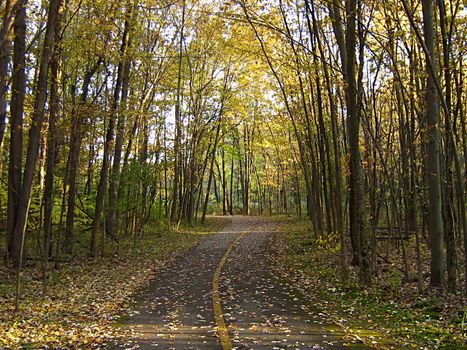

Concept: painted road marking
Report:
left=212, top=225, right=253, bottom=350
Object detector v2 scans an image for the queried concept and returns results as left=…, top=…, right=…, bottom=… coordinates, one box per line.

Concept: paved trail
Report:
left=113, top=216, right=369, bottom=349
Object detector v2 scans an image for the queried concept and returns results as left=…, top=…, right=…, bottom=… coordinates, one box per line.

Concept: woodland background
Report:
left=0, top=0, right=466, bottom=347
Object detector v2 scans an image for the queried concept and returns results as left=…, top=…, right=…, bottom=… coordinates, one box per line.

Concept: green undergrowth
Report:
left=270, top=216, right=466, bottom=350
left=0, top=217, right=228, bottom=349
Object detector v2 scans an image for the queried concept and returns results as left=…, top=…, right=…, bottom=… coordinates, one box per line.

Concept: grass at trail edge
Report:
left=269, top=216, right=466, bottom=350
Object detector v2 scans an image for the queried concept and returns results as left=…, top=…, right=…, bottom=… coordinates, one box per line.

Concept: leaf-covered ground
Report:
left=270, top=217, right=467, bottom=350
left=0, top=218, right=227, bottom=349
left=113, top=216, right=369, bottom=349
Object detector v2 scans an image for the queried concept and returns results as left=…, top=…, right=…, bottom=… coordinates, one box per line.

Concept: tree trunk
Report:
left=6, top=0, right=26, bottom=263
left=170, top=0, right=185, bottom=224
left=422, top=0, right=445, bottom=287
left=0, top=0, right=20, bottom=151
left=438, top=0, right=456, bottom=291
left=64, top=59, right=101, bottom=254
left=344, top=0, right=370, bottom=284
left=107, top=2, right=133, bottom=240
left=221, top=149, right=228, bottom=215
left=307, top=0, right=347, bottom=278
left=229, top=155, right=234, bottom=215
left=11, top=0, right=62, bottom=311
left=43, top=2, right=65, bottom=261
left=90, top=80, right=121, bottom=256
left=11, top=0, right=62, bottom=268
left=201, top=114, right=222, bottom=223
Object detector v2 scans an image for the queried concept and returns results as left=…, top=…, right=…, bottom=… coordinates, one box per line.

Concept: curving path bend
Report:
left=112, top=216, right=369, bottom=350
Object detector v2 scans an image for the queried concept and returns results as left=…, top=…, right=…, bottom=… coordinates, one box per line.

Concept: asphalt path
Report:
left=112, top=216, right=370, bottom=350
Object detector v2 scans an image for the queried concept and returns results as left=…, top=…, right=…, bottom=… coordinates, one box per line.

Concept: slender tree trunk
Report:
left=11, top=0, right=62, bottom=260
left=12, top=0, right=62, bottom=310
left=107, top=2, right=133, bottom=240
left=242, top=124, right=251, bottom=216
left=170, top=0, right=185, bottom=224
left=422, top=0, right=444, bottom=287
left=202, top=114, right=222, bottom=223
left=6, top=0, right=26, bottom=263
left=344, top=0, right=370, bottom=284
left=0, top=0, right=20, bottom=151
left=43, top=2, right=65, bottom=262
left=90, top=53, right=126, bottom=257
left=229, top=155, right=234, bottom=215
left=438, top=0, right=456, bottom=291
left=64, top=59, right=101, bottom=254
left=137, top=116, right=149, bottom=235
left=307, top=0, right=347, bottom=278
left=454, top=65, right=467, bottom=292
left=221, top=149, right=228, bottom=215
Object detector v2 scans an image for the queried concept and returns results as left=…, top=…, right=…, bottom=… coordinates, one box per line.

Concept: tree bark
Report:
left=201, top=110, right=223, bottom=224
left=422, top=0, right=445, bottom=287
left=6, top=0, right=26, bottom=263
left=64, top=59, right=101, bottom=254
left=170, top=0, right=185, bottom=224
left=11, top=0, right=63, bottom=268
left=344, top=0, right=370, bottom=284
left=438, top=0, right=456, bottom=291
left=106, top=1, right=133, bottom=240
left=0, top=0, right=20, bottom=150
left=43, top=2, right=65, bottom=261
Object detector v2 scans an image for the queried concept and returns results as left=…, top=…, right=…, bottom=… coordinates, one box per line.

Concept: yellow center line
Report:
left=212, top=225, right=253, bottom=350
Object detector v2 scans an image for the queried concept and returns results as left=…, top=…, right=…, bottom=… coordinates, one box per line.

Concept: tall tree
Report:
left=43, top=0, right=66, bottom=261
left=0, top=0, right=20, bottom=150
left=170, top=0, right=186, bottom=224
left=10, top=0, right=63, bottom=267
left=64, top=58, right=102, bottom=254
left=421, top=0, right=444, bottom=287
left=106, top=0, right=135, bottom=241
left=6, top=0, right=26, bottom=264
